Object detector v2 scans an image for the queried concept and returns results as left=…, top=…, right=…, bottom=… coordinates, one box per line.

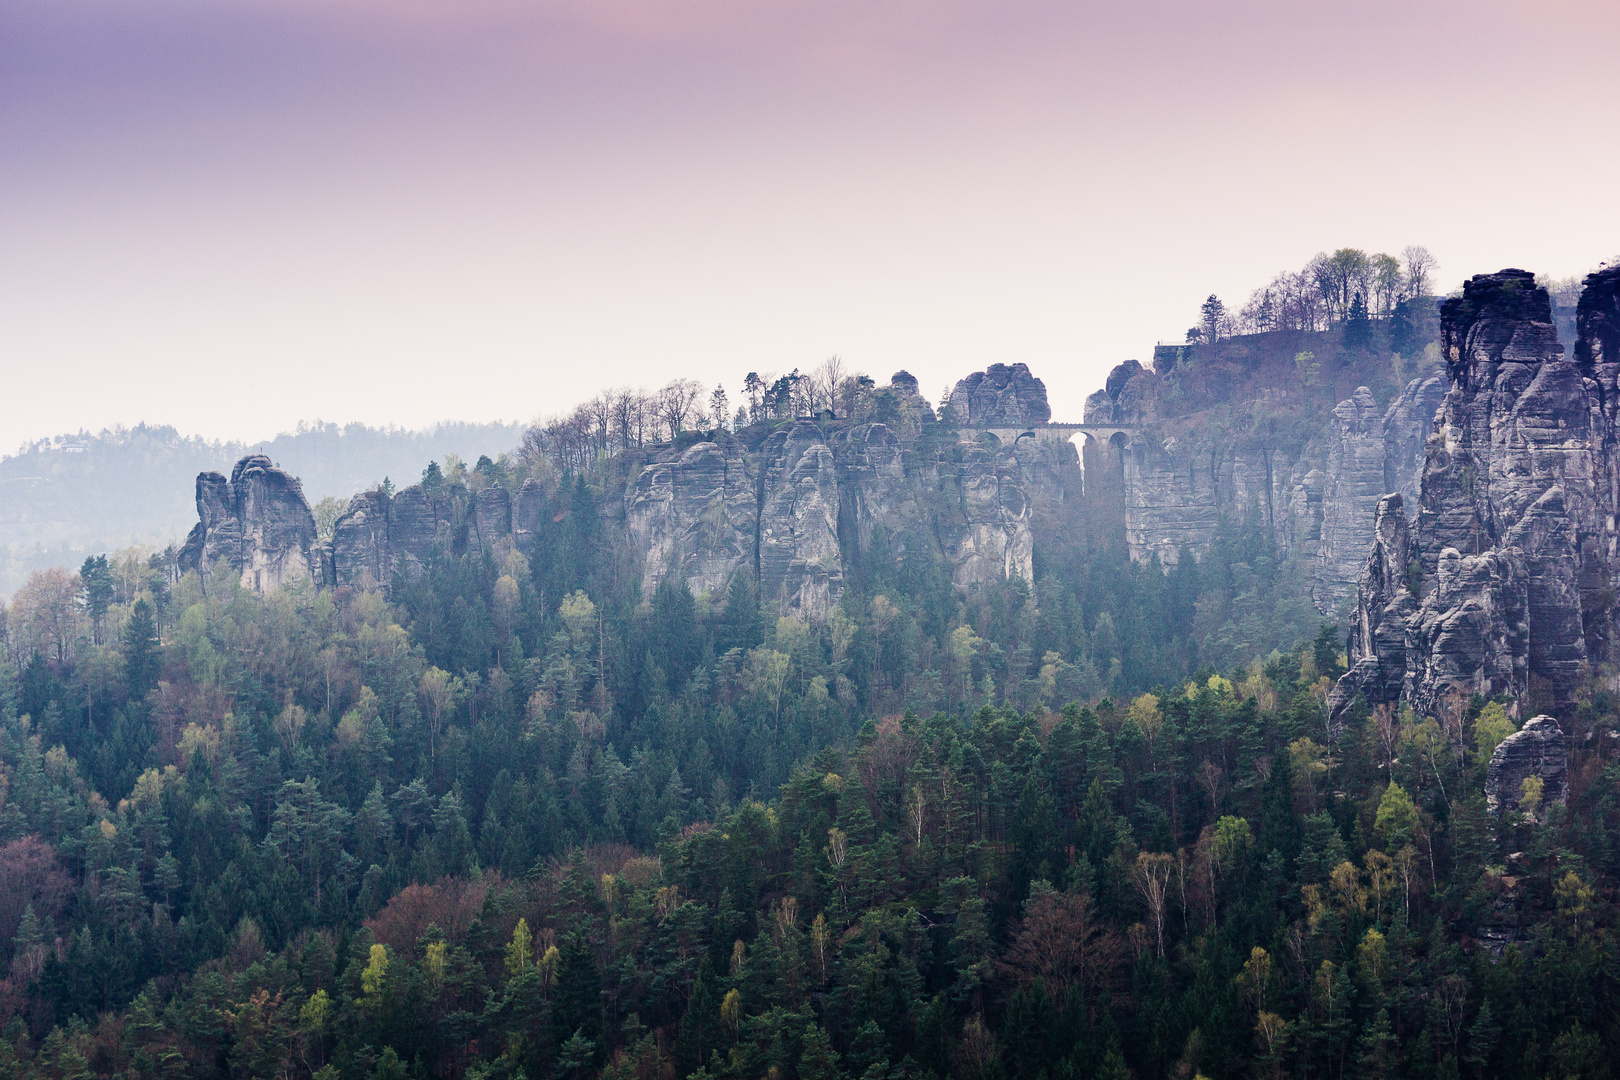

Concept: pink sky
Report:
left=4, top=0, right=1620, bottom=450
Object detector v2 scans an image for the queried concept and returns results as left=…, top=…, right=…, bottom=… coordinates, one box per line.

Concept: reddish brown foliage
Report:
left=856, top=715, right=919, bottom=810
left=0, top=836, right=70, bottom=958
left=1000, top=888, right=1124, bottom=1003
left=366, top=876, right=493, bottom=950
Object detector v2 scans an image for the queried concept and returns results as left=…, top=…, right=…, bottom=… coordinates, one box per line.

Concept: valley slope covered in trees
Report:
left=0, top=252, right=1616, bottom=1080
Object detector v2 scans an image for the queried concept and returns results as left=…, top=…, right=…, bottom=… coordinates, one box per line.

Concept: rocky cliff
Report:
left=177, top=455, right=318, bottom=593
left=177, top=330, right=1452, bottom=632
left=182, top=368, right=1076, bottom=615
left=622, top=371, right=1070, bottom=617
left=948, top=362, right=1051, bottom=426
left=1084, top=349, right=1444, bottom=612
left=1330, top=268, right=1620, bottom=722
left=325, top=480, right=543, bottom=595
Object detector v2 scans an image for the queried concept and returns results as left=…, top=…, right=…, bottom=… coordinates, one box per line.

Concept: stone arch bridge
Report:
left=980, top=422, right=1135, bottom=448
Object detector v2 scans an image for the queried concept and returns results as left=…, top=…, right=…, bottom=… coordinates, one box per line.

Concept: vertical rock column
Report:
left=1333, top=269, right=1615, bottom=722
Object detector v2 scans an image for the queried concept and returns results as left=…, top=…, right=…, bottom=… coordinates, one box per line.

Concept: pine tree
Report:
left=78, top=555, right=114, bottom=644
left=677, top=958, right=722, bottom=1072
left=121, top=598, right=161, bottom=699
left=1344, top=292, right=1373, bottom=349
left=798, top=1023, right=842, bottom=1080
left=552, top=933, right=603, bottom=1059
left=1354, top=1007, right=1396, bottom=1079
left=1463, top=1000, right=1500, bottom=1079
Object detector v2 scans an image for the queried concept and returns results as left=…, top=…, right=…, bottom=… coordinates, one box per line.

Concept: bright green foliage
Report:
left=1374, top=781, right=1417, bottom=849
left=1473, top=702, right=1516, bottom=764
left=3, top=356, right=1620, bottom=1080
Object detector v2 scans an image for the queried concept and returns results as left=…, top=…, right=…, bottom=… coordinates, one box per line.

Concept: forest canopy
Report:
left=0, top=296, right=1615, bottom=1080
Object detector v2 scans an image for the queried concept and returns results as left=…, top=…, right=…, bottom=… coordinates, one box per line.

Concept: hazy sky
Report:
left=4, top=0, right=1620, bottom=452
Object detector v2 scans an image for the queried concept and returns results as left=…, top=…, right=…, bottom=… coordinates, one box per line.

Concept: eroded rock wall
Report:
left=1331, top=269, right=1620, bottom=722
left=1486, top=714, right=1569, bottom=815
left=621, top=369, right=1072, bottom=616
left=1086, top=354, right=1442, bottom=608
left=321, top=481, right=510, bottom=595
left=949, top=363, right=1051, bottom=427
left=626, top=437, right=758, bottom=600
left=178, top=455, right=317, bottom=593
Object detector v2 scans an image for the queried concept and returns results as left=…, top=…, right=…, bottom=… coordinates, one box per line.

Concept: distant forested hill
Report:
left=0, top=420, right=524, bottom=596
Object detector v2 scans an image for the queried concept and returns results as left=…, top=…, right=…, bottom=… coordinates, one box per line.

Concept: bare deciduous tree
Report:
left=1001, top=888, right=1124, bottom=1004
left=656, top=379, right=705, bottom=439
left=11, top=567, right=80, bottom=665
left=1132, top=852, right=1175, bottom=958
left=1402, top=245, right=1437, bottom=299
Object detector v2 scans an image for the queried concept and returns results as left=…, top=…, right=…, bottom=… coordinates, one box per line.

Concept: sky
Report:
left=4, top=0, right=1620, bottom=453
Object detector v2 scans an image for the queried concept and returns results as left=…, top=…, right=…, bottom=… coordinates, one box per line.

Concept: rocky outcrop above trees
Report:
left=1486, top=714, right=1568, bottom=816
left=177, top=455, right=317, bottom=593
left=1331, top=269, right=1620, bottom=723
left=323, top=479, right=516, bottom=595
left=1083, top=345, right=1442, bottom=609
left=626, top=437, right=758, bottom=600
left=620, top=370, right=1070, bottom=617
left=179, top=367, right=1073, bottom=616
left=949, top=363, right=1051, bottom=426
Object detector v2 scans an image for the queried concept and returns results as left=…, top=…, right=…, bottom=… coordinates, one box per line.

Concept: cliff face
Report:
left=620, top=372, right=1072, bottom=617
left=757, top=422, right=844, bottom=617
left=1084, top=354, right=1442, bottom=611
left=1330, top=269, right=1620, bottom=721
left=179, top=368, right=1073, bottom=613
left=626, top=438, right=757, bottom=600
left=1486, top=715, right=1569, bottom=816
left=324, top=480, right=540, bottom=595
left=177, top=455, right=318, bottom=593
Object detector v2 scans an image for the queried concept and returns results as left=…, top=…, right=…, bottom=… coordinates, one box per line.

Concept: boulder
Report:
left=1486, top=714, right=1568, bottom=816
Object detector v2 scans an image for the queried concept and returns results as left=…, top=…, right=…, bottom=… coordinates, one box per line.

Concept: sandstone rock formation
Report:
left=1485, top=714, right=1568, bottom=816
left=1331, top=269, right=1620, bottom=722
left=620, top=370, right=1068, bottom=615
left=949, top=363, right=1051, bottom=427
left=758, top=422, right=844, bottom=617
left=178, top=455, right=317, bottom=593
left=1315, top=388, right=1399, bottom=609
left=943, top=437, right=1035, bottom=591
left=473, top=486, right=511, bottom=548
left=513, top=479, right=547, bottom=541
left=1381, top=374, right=1447, bottom=514
left=323, top=480, right=512, bottom=595
left=626, top=437, right=758, bottom=600
left=1336, top=494, right=1418, bottom=712
left=329, top=489, right=393, bottom=591
left=1083, top=356, right=1440, bottom=597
